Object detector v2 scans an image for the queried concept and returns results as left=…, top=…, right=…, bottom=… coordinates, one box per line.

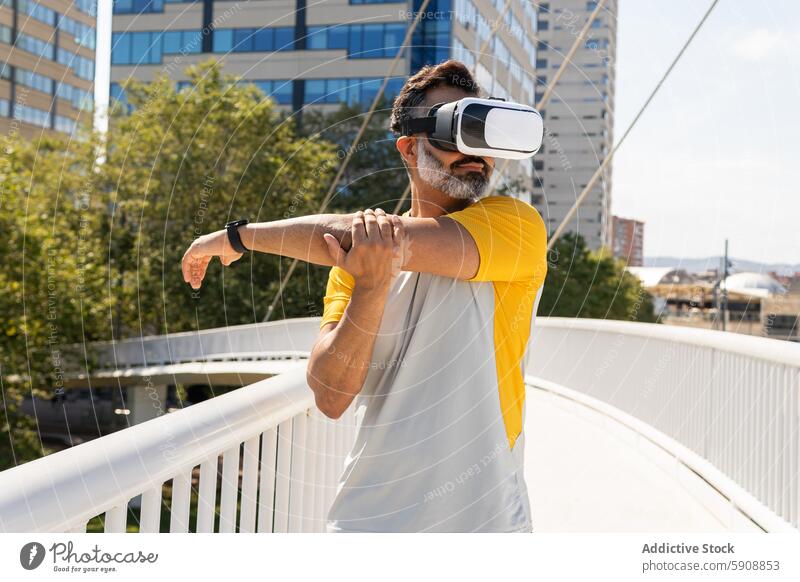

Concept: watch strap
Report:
left=225, top=219, right=250, bottom=253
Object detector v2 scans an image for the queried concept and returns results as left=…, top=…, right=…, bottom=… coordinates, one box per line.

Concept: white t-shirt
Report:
left=320, top=196, right=548, bottom=532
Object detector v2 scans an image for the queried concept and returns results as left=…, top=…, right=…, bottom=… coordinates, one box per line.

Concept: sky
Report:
left=92, top=0, right=800, bottom=265
left=613, top=0, right=800, bottom=265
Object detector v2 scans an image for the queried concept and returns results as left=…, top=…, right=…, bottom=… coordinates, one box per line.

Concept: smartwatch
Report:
left=225, top=219, right=250, bottom=253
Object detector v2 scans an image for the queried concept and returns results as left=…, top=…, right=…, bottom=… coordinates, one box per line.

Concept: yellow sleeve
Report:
left=446, top=196, right=548, bottom=283
left=320, top=266, right=355, bottom=328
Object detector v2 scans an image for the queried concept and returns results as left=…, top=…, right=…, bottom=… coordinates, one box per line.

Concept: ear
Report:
left=395, top=135, right=417, bottom=166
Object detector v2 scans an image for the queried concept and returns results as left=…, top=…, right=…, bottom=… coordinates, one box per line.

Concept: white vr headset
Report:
left=400, top=97, right=544, bottom=160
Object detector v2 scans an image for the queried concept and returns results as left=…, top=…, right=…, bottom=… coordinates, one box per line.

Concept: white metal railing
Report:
left=83, top=318, right=322, bottom=370
left=2, top=316, right=798, bottom=532
left=0, top=365, right=358, bottom=533
left=526, top=317, right=800, bottom=531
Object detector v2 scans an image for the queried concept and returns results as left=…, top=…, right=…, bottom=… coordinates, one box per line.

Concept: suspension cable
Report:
left=547, top=0, right=720, bottom=250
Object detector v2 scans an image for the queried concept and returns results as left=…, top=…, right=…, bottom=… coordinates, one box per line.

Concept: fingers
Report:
left=374, top=208, right=392, bottom=241
left=323, top=233, right=346, bottom=266
left=390, top=214, right=404, bottom=243
left=181, top=247, right=192, bottom=283
left=363, top=208, right=380, bottom=240
left=188, top=255, right=211, bottom=290
left=352, top=211, right=367, bottom=245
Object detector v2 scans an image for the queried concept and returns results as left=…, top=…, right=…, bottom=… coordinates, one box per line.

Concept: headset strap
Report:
left=401, top=116, right=437, bottom=136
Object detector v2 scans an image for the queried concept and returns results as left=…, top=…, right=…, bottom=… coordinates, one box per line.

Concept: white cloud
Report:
left=731, top=29, right=793, bottom=61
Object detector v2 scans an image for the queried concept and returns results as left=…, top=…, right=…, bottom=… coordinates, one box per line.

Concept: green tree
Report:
left=0, top=130, right=110, bottom=470
left=100, top=61, right=339, bottom=334
left=298, top=99, right=409, bottom=213
left=539, top=234, right=659, bottom=322
left=0, top=60, right=344, bottom=469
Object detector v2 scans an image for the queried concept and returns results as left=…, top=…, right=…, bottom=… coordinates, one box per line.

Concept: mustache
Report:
left=451, top=156, right=489, bottom=171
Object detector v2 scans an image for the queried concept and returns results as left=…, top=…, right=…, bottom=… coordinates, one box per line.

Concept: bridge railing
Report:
left=3, top=317, right=798, bottom=532
left=527, top=317, right=800, bottom=531
left=84, top=318, right=322, bottom=370
left=0, top=365, right=358, bottom=533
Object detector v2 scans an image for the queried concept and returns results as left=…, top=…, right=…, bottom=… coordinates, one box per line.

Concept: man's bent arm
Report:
left=306, top=285, right=388, bottom=419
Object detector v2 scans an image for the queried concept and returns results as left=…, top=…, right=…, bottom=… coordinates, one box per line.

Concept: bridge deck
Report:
left=525, top=389, right=729, bottom=532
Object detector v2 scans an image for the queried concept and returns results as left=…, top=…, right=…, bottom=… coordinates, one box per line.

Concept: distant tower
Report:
left=612, top=216, right=644, bottom=266
left=532, top=0, right=617, bottom=250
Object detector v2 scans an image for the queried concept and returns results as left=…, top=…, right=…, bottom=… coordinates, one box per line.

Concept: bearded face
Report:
left=415, top=139, right=492, bottom=200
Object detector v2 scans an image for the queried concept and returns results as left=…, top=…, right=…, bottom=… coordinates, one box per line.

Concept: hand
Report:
left=181, top=229, right=243, bottom=289
left=323, top=208, right=403, bottom=292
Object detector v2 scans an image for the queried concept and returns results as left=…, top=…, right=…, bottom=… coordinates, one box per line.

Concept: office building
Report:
left=612, top=215, right=643, bottom=266
left=0, top=0, right=96, bottom=138
left=110, top=0, right=541, bottom=195
left=532, top=0, right=617, bottom=250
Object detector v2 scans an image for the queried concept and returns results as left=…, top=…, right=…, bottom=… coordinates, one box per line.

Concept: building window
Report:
left=59, top=14, right=97, bottom=50
left=306, top=23, right=406, bottom=59
left=212, top=27, right=295, bottom=53
left=537, top=20, right=548, bottom=31
left=585, top=38, right=608, bottom=50
left=250, top=80, right=293, bottom=105
left=304, top=77, right=404, bottom=105
left=54, top=115, right=77, bottom=134
left=16, top=32, right=56, bottom=60
left=112, top=30, right=202, bottom=65
left=56, top=82, right=94, bottom=111
left=536, top=59, right=547, bottom=69
left=74, top=0, right=97, bottom=16
left=57, top=48, right=95, bottom=79
left=14, top=67, right=55, bottom=94
left=14, top=103, right=53, bottom=128
left=18, top=0, right=57, bottom=26
left=113, top=0, right=165, bottom=14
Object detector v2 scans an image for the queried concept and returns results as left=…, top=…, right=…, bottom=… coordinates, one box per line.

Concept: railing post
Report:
left=239, top=435, right=260, bottom=533
left=257, top=428, right=278, bottom=533
left=219, top=444, right=241, bottom=533
left=196, top=456, right=218, bottom=533
left=288, top=413, right=307, bottom=532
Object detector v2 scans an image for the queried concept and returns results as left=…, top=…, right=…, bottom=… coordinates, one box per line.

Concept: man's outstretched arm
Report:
left=181, top=208, right=479, bottom=289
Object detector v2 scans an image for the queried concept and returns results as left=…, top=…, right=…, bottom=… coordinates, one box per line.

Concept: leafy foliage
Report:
left=539, top=233, right=659, bottom=322
left=102, top=62, right=338, bottom=334
left=298, top=98, right=410, bottom=213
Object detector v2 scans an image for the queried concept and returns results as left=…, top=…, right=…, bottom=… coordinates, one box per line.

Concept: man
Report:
left=182, top=60, right=548, bottom=532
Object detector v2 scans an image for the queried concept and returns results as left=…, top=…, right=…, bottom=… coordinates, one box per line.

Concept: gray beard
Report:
left=416, top=142, right=489, bottom=200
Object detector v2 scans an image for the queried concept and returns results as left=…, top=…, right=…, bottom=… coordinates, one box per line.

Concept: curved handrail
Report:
left=0, top=365, right=313, bottom=532
left=536, top=317, right=800, bottom=366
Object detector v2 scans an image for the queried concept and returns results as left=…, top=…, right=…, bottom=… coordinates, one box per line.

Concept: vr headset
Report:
left=399, top=97, right=544, bottom=160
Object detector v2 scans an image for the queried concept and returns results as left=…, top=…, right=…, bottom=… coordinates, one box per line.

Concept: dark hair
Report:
left=389, top=59, right=482, bottom=136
